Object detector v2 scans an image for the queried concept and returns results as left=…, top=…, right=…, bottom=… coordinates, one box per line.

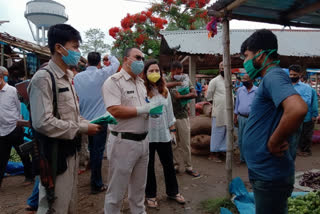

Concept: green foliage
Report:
left=81, top=28, right=110, bottom=57
left=201, top=198, right=239, bottom=214
left=109, top=0, right=210, bottom=59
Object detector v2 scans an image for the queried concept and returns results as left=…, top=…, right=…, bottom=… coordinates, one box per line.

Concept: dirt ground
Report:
left=1, top=144, right=320, bottom=214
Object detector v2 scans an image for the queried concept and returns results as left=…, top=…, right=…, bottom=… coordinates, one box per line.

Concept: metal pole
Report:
left=222, top=18, right=233, bottom=198
left=36, top=27, right=40, bottom=45
left=189, top=55, right=196, bottom=116
left=42, top=26, right=45, bottom=46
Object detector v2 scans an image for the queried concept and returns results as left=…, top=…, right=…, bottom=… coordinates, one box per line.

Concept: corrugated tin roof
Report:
left=0, top=32, right=50, bottom=57
left=160, top=29, right=320, bottom=56
left=209, top=0, right=320, bottom=28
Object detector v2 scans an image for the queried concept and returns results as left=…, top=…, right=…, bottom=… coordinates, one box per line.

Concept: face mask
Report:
left=128, top=58, right=144, bottom=75
left=290, top=77, right=299, bottom=83
left=147, top=72, right=161, bottom=83
left=174, top=74, right=183, bottom=81
left=60, top=45, right=81, bottom=66
left=4, top=76, right=8, bottom=83
left=242, top=81, right=252, bottom=88
left=243, top=49, right=280, bottom=80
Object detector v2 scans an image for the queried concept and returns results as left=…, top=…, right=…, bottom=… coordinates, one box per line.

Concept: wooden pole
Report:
left=189, top=55, right=196, bottom=116
left=1, top=44, right=4, bottom=66
left=23, top=51, right=28, bottom=79
left=222, top=18, right=233, bottom=198
left=316, top=74, right=318, bottom=94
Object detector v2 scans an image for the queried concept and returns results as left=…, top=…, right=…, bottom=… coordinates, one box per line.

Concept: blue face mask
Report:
left=4, top=76, right=8, bottom=82
left=60, top=45, right=81, bottom=66
left=129, top=59, right=144, bottom=75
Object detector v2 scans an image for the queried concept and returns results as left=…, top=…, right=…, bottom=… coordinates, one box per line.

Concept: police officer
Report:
left=102, top=47, right=160, bottom=214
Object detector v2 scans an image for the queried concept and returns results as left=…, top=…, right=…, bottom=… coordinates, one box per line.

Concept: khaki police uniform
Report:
left=28, top=60, right=89, bottom=214
left=102, top=69, right=148, bottom=214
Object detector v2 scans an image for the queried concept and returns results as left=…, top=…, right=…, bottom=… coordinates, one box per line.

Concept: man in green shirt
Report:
left=166, top=61, right=200, bottom=177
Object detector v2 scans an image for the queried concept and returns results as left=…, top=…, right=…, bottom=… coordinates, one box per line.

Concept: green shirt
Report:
left=166, top=75, right=194, bottom=119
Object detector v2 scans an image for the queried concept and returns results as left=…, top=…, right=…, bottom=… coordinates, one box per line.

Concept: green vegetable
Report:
left=288, top=191, right=320, bottom=214
left=9, top=148, right=22, bottom=162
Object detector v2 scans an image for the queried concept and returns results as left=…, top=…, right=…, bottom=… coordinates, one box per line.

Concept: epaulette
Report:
left=110, top=72, right=123, bottom=81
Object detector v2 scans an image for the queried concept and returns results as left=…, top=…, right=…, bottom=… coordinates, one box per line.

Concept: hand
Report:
left=136, top=102, right=163, bottom=115
left=16, top=120, right=31, bottom=127
left=170, top=132, right=177, bottom=146
left=174, top=91, right=182, bottom=99
left=234, top=115, right=238, bottom=126
left=87, top=124, right=102, bottom=135
left=176, top=81, right=183, bottom=86
left=312, top=117, right=317, bottom=123
left=267, top=140, right=289, bottom=157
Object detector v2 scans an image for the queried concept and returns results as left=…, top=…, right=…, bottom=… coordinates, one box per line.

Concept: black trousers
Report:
left=298, top=121, right=315, bottom=153
left=0, top=127, right=33, bottom=186
left=145, top=141, right=179, bottom=198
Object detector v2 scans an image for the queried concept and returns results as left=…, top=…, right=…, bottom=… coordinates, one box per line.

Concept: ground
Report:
left=1, top=144, right=320, bottom=214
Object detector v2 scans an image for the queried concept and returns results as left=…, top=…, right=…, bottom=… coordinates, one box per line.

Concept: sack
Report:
left=191, top=134, right=210, bottom=150
left=190, top=116, right=212, bottom=136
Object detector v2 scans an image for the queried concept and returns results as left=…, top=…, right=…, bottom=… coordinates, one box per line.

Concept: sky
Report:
left=0, top=0, right=303, bottom=47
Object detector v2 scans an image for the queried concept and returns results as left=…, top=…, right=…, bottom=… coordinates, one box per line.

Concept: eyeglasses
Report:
left=134, top=55, right=145, bottom=61
left=103, top=58, right=109, bottom=61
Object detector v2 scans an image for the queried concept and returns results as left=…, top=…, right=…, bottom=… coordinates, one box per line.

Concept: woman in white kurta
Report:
left=143, top=59, right=185, bottom=209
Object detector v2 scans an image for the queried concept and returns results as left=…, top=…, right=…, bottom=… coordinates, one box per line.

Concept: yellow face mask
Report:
left=147, top=72, right=161, bottom=83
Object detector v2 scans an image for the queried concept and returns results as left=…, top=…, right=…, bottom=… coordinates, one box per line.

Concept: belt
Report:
left=111, top=131, right=148, bottom=141
left=239, top=114, right=249, bottom=118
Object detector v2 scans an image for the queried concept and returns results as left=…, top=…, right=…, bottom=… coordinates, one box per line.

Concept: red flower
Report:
left=145, top=11, right=152, bottom=17
left=199, top=10, right=207, bottom=18
left=135, top=34, right=147, bottom=45
left=150, top=16, right=159, bottom=24
left=188, top=0, right=196, bottom=8
left=164, top=0, right=175, bottom=5
left=121, top=14, right=134, bottom=30
left=109, top=27, right=120, bottom=39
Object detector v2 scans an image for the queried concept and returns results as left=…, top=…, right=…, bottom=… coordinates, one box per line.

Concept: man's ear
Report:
left=55, top=43, right=63, bottom=55
left=255, top=50, right=265, bottom=63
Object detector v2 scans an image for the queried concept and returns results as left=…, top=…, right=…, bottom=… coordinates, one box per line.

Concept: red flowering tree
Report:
left=109, top=0, right=210, bottom=58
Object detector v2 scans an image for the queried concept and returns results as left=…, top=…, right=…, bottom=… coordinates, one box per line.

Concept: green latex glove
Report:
left=150, top=105, right=163, bottom=115
left=90, top=114, right=117, bottom=126
left=177, top=87, right=192, bottom=106
left=177, top=87, right=190, bottom=95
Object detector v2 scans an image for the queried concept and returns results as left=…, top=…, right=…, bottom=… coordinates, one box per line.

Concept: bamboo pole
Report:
left=316, top=74, right=318, bottom=94
left=222, top=18, right=233, bottom=198
left=1, top=44, right=4, bottom=66
left=23, top=51, right=28, bottom=79
left=189, top=55, right=196, bottom=116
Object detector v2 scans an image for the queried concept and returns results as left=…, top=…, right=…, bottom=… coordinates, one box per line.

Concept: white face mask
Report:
left=174, top=74, right=184, bottom=81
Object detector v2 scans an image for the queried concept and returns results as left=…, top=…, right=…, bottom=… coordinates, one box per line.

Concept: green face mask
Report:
left=243, top=49, right=280, bottom=80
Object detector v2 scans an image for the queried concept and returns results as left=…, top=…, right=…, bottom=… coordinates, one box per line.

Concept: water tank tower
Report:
left=25, top=0, right=68, bottom=46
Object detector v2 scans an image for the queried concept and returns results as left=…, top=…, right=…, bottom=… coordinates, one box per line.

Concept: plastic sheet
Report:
left=229, top=177, right=308, bottom=214
left=220, top=207, right=233, bottom=214
left=5, top=161, right=24, bottom=176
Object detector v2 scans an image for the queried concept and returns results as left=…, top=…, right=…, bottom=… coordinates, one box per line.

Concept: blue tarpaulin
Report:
left=220, top=207, right=233, bottom=214
left=5, top=161, right=24, bottom=176
left=227, top=177, right=308, bottom=214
